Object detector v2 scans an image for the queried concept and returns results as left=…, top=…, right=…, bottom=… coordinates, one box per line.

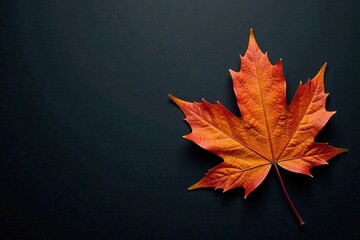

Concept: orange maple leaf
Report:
left=169, top=29, right=347, bottom=225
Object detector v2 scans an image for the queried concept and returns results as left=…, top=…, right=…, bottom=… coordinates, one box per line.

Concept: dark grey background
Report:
left=1, top=0, right=359, bottom=239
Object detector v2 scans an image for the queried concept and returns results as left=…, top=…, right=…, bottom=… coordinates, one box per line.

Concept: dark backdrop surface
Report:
left=1, top=1, right=359, bottom=239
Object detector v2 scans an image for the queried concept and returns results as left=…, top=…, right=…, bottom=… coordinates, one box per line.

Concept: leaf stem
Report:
left=274, top=164, right=305, bottom=226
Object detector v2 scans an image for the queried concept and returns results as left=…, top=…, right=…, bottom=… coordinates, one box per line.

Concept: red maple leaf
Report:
left=169, top=29, right=347, bottom=225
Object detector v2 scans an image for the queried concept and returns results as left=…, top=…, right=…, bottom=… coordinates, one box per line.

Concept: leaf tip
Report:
left=339, top=148, right=349, bottom=153
left=244, top=192, right=250, bottom=199
left=249, top=28, right=256, bottom=43
left=229, top=69, right=237, bottom=76
left=317, top=62, right=327, bottom=77
left=168, top=94, right=178, bottom=102
left=168, top=93, right=176, bottom=101
left=188, top=182, right=199, bottom=190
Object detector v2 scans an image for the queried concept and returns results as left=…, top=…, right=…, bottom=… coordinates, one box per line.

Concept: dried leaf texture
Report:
left=170, top=29, right=347, bottom=199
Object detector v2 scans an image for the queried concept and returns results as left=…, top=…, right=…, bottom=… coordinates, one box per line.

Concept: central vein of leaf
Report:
left=253, top=52, right=275, bottom=162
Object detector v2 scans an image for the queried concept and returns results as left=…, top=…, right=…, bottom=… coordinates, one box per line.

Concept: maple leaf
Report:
left=169, top=29, right=347, bottom=225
